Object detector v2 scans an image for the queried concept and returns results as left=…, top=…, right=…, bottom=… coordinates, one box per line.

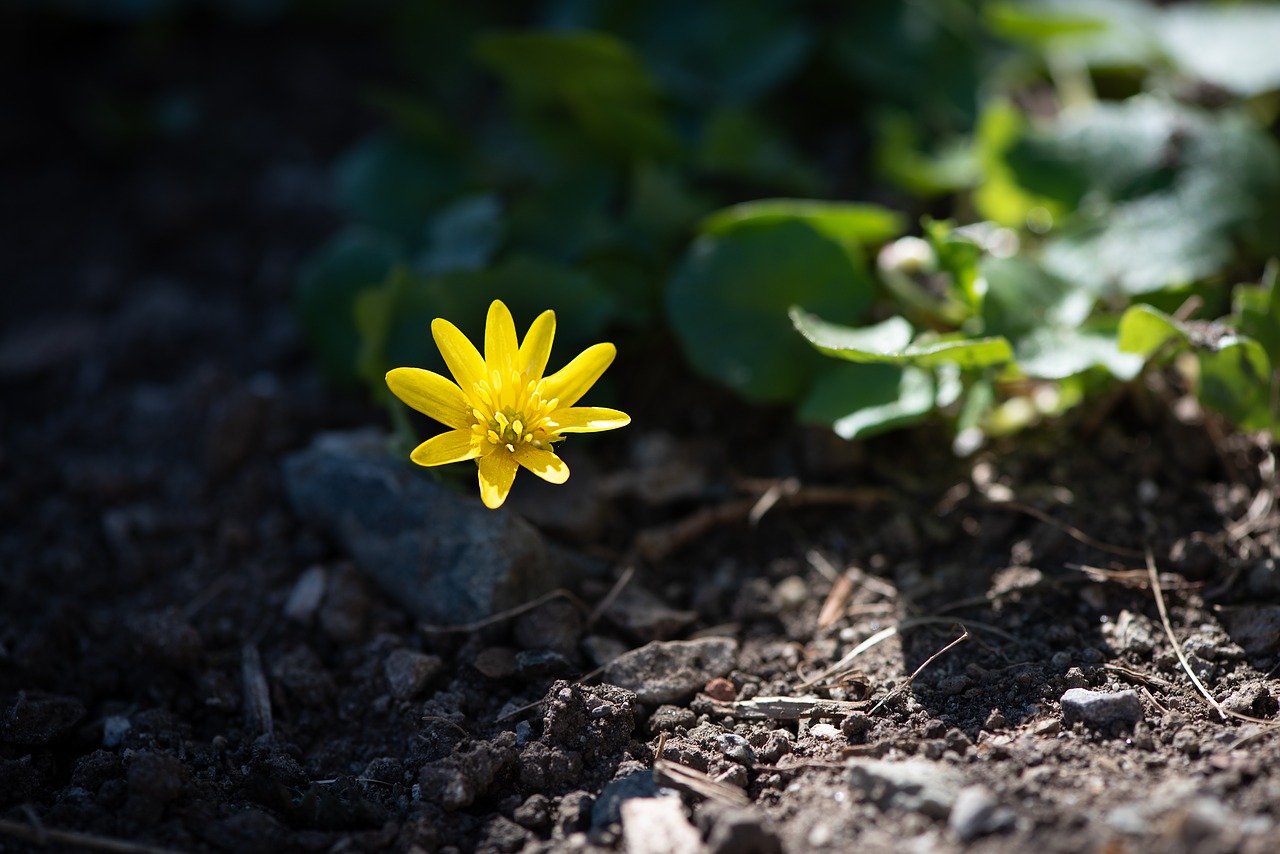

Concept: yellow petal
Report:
left=431, top=318, right=486, bottom=395
left=410, top=429, right=481, bottom=467
left=477, top=449, right=520, bottom=509
left=546, top=406, right=631, bottom=434
left=512, top=444, right=570, bottom=484
left=386, top=367, right=472, bottom=430
left=517, top=309, right=556, bottom=381
left=541, top=342, right=616, bottom=408
left=484, top=300, right=519, bottom=376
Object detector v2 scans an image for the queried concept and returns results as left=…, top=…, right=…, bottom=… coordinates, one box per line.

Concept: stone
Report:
left=602, top=638, right=739, bottom=704
left=384, top=649, right=443, bottom=700
left=602, top=584, right=698, bottom=642
left=846, top=758, right=964, bottom=819
left=1223, top=605, right=1280, bottom=657
left=1060, top=688, right=1143, bottom=730
left=283, top=565, right=326, bottom=623
left=281, top=429, right=569, bottom=625
left=592, top=770, right=661, bottom=829
left=701, top=805, right=783, bottom=854
left=948, top=784, right=1015, bottom=841
left=621, top=795, right=703, bottom=854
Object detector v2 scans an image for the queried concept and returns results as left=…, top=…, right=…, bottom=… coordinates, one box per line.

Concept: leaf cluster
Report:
left=295, top=0, right=1280, bottom=444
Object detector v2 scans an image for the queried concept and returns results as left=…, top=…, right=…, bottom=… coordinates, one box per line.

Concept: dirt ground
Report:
left=4, top=17, right=1280, bottom=854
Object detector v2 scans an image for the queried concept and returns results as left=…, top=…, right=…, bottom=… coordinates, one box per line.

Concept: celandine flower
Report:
left=386, top=300, right=630, bottom=509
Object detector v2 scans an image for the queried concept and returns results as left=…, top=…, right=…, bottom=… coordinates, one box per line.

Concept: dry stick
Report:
left=418, top=588, right=589, bottom=634
left=986, top=500, right=1146, bottom=559
left=796, top=625, right=898, bottom=689
left=868, top=628, right=970, bottom=716
left=1145, top=548, right=1278, bottom=729
left=0, top=818, right=185, bottom=854
left=1145, top=547, right=1227, bottom=722
left=586, top=565, right=635, bottom=629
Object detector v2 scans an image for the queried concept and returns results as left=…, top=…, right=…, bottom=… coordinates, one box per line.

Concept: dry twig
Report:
left=868, top=628, right=970, bottom=716
left=986, top=500, right=1145, bottom=559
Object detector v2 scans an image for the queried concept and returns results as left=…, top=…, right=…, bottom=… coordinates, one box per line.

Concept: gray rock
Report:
left=1223, top=605, right=1280, bottom=656
left=948, top=784, right=1015, bottom=841
left=603, top=585, right=698, bottom=642
left=701, top=805, right=783, bottom=854
left=384, top=649, right=442, bottom=700
left=621, top=795, right=703, bottom=854
left=283, top=565, right=327, bottom=623
left=592, top=770, right=661, bottom=829
left=846, top=758, right=963, bottom=819
left=282, top=430, right=568, bottom=625
left=602, top=638, right=739, bottom=704
left=1060, top=688, right=1143, bottom=729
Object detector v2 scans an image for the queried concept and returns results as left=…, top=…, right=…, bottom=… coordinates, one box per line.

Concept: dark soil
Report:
left=4, top=15, right=1280, bottom=854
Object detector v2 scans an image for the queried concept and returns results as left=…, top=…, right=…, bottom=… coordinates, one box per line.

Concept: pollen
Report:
left=471, top=373, right=558, bottom=452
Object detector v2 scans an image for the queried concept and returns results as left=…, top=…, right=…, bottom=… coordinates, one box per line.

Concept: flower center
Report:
left=469, top=368, right=559, bottom=453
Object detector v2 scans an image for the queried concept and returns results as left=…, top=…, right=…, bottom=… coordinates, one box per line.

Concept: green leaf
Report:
left=799, top=363, right=937, bottom=440
left=700, top=199, right=905, bottom=247
left=1199, top=339, right=1274, bottom=433
left=791, top=310, right=1014, bottom=369
left=980, top=255, right=1094, bottom=342
left=1159, top=3, right=1280, bottom=97
left=333, top=135, right=466, bottom=239
left=696, top=108, right=820, bottom=195
left=1234, top=271, right=1280, bottom=369
left=1119, top=304, right=1277, bottom=433
left=1016, top=98, right=1280, bottom=295
left=295, top=229, right=402, bottom=385
left=666, top=220, right=876, bottom=403
left=416, top=193, right=504, bottom=276
left=1117, top=304, right=1186, bottom=356
left=1015, top=323, right=1143, bottom=380
left=474, top=30, right=678, bottom=159
left=984, top=0, right=1158, bottom=67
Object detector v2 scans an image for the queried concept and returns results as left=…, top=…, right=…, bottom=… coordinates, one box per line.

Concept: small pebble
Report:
left=808, top=723, right=842, bottom=740
left=703, top=678, right=736, bottom=702
left=1060, top=688, right=1143, bottom=730
left=100, top=715, right=131, bottom=748
left=948, top=784, right=1015, bottom=841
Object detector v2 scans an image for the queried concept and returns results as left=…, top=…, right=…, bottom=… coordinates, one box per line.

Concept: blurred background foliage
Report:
left=33, top=0, right=1280, bottom=446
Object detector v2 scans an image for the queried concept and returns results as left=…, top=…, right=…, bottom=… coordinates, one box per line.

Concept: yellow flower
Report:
left=386, top=300, right=631, bottom=509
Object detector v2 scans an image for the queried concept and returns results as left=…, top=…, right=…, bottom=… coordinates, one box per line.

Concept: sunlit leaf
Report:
left=1160, top=3, right=1280, bottom=97
left=791, top=310, right=1013, bottom=369
left=799, top=362, right=937, bottom=440
left=700, top=199, right=905, bottom=246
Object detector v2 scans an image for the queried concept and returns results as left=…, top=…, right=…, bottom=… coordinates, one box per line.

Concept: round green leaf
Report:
left=666, top=220, right=875, bottom=403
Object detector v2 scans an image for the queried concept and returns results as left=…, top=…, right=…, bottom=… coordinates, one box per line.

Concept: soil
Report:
left=4, top=15, right=1280, bottom=854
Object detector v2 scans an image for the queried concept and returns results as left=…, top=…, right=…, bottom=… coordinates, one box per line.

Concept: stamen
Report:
left=475, top=385, right=493, bottom=407
left=505, top=443, right=515, bottom=453
left=523, top=433, right=533, bottom=443
left=495, top=412, right=509, bottom=431
left=472, top=408, right=486, bottom=422
left=487, top=430, right=500, bottom=444
left=513, top=419, right=523, bottom=436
